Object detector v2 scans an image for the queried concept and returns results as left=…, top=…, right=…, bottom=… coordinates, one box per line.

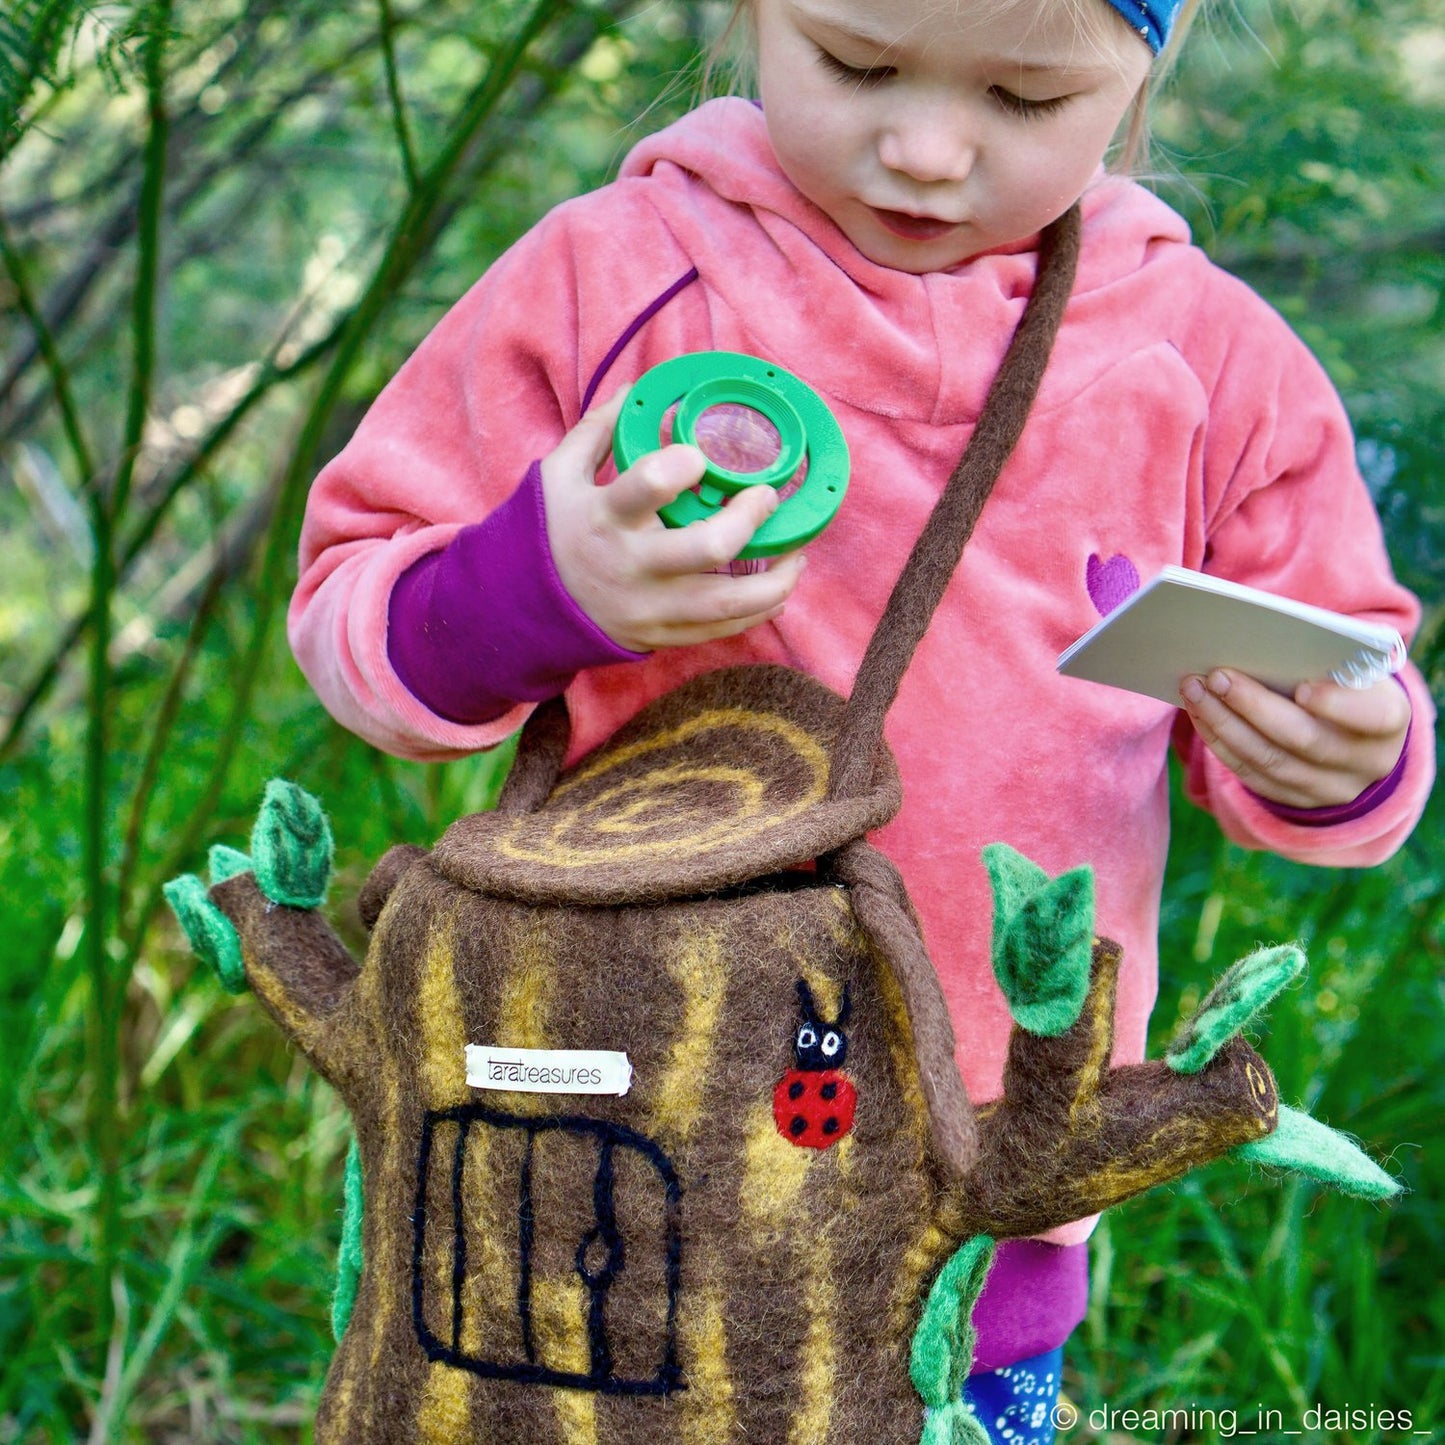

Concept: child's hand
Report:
left=540, top=388, right=806, bottom=653
left=1179, top=669, right=1410, bottom=809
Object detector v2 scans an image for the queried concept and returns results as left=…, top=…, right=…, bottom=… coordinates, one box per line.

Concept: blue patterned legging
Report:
left=962, top=1347, right=1064, bottom=1445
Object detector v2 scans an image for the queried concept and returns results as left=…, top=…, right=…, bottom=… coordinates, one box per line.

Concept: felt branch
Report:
left=165, top=780, right=360, bottom=1085
left=952, top=846, right=1398, bottom=1240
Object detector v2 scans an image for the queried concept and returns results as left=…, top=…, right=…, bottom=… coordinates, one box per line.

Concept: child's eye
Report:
left=990, top=87, right=1071, bottom=119
left=815, top=46, right=895, bottom=87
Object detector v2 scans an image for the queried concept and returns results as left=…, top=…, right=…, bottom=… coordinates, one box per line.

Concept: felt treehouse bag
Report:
left=166, top=209, right=1397, bottom=1445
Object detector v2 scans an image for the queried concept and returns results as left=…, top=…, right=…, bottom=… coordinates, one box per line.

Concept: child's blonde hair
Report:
left=702, top=0, right=1207, bottom=173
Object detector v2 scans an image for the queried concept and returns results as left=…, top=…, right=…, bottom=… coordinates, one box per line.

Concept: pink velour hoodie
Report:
left=290, top=101, right=1434, bottom=1244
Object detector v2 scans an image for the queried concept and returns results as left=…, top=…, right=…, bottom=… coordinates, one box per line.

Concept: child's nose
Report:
left=877, top=101, right=976, bottom=186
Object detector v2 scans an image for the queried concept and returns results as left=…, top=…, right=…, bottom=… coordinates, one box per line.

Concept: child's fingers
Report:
left=647, top=485, right=783, bottom=574
left=1181, top=670, right=1326, bottom=763
left=1294, top=676, right=1411, bottom=737
left=603, top=443, right=710, bottom=526
left=645, top=557, right=805, bottom=640
left=1180, top=668, right=1406, bottom=806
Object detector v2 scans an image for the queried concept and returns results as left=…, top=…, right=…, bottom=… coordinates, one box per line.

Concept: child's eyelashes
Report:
left=814, top=46, right=895, bottom=87
left=990, top=87, right=1072, bottom=119
left=813, top=46, right=1073, bottom=120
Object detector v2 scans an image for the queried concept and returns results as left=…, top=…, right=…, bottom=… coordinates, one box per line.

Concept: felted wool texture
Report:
left=982, top=844, right=1095, bottom=1039
left=204, top=812, right=1305, bottom=1445
left=956, top=940, right=1279, bottom=1239
left=162, top=874, right=245, bottom=994
left=433, top=663, right=903, bottom=906
left=1166, top=943, right=1305, bottom=1074
left=251, top=779, right=333, bottom=908
left=209, top=855, right=966, bottom=1443
left=1236, top=1104, right=1400, bottom=1200
left=207, top=843, right=252, bottom=884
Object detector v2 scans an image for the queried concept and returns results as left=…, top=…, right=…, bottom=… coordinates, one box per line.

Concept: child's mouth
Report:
left=871, top=208, right=962, bottom=242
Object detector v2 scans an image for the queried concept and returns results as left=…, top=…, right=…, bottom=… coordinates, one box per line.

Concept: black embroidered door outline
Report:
left=412, top=1105, right=684, bottom=1396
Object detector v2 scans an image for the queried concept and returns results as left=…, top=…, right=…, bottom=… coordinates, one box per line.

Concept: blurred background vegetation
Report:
left=0, top=0, right=1440, bottom=1440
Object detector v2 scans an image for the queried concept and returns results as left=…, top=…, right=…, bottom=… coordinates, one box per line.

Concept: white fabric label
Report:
left=465, top=1045, right=633, bottom=1097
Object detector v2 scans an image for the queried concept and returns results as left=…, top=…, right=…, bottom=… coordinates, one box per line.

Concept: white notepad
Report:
left=1057, top=566, right=1407, bottom=705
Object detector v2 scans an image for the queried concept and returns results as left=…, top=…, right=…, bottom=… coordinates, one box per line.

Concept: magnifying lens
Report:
left=612, top=351, right=849, bottom=559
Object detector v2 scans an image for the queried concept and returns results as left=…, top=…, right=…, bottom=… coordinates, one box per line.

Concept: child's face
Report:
left=751, top=0, right=1151, bottom=272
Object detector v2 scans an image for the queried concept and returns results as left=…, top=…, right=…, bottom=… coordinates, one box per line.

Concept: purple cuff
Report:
left=387, top=460, right=647, bottom=725
left=1254, top=682, right=1412, bottom=828
left=969, top=1239, right=1089, bottom=1375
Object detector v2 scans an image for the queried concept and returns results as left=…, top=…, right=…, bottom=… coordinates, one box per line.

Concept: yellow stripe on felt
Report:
left=490, top=919, right=555, bottom=1114
left=873, top=943, right=953, bottom=1344
left=459, top=1121, right=509, bottom=1357
left=245, top=952, right=321, bottom=1054
left=419, top=910, right=469, bottom=1108
left=533, top=1276, right=598, bottom=1444
left=651, top=927, right=727, bottom=1144
left=497, top=707, right=831, bottom=867
left=680, top=1286, right=737, bottom=1444
left=741, top=1098, right=814, bottom=1237
left=551, top=708, right=829, bottom=799
left=1082, top=1116, right=1222, bottom=1205
left=798, top=961, right=842, bottom=1023
left=787, top=1240, right=838, bottom=1445
left=1068, top=941, right=1116, bottom=1129
left=415, top=1363, right=473, bottom=1443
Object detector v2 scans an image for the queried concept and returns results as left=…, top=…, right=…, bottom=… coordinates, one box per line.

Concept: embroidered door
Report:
left=413, top=1106, right=683, bottom=1395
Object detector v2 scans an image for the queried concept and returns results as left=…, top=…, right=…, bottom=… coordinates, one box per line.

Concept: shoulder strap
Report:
left=825, top=204, right=1081, bottom=802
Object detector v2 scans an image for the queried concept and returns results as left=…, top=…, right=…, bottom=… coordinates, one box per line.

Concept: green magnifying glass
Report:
left=612, top=351, right=849, bottom=559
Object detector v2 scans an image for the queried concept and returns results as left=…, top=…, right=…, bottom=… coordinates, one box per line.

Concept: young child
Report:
left=289, top=0, right=1435, bottom=1439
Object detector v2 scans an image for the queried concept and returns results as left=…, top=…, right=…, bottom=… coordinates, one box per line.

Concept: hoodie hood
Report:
left=615, top=99, right=1194, bottom=425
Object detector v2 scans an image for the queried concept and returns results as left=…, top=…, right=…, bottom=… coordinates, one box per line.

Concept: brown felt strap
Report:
left=826, top=204, right=1081, bottom=802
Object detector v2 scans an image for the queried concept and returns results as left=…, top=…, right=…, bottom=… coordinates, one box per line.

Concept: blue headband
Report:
left=1102, top=0, right=1182, bottom=54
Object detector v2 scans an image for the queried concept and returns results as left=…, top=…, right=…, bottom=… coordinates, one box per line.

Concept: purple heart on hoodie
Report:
left=1086, top=553, right=1141, bottom=615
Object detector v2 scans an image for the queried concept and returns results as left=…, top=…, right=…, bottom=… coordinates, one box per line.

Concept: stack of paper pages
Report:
left=1057, top=566, right=1407, bottom=705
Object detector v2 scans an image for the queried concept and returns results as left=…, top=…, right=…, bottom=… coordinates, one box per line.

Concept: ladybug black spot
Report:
left=820, top=1080, right=838, bottom=1101
left=789, top=1115, right=808, bottom=1138
left=788, top=1080, right=805, bottom=1101
left=822, top=1117, right=840, bottom=1136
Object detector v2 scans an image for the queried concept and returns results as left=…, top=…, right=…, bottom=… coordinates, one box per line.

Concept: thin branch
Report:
left=84, top=0, right=170, bottom=1373
left=0, top=17, right=390, bottom=420
left=377, top=0, right=418, bottom=190
left=115, top=493, right=273, bottom=916
left=0, top=202, right=95, bottom=483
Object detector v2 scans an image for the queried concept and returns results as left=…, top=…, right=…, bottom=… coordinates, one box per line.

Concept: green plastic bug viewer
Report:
left=612, top=351, right=850, bottom=559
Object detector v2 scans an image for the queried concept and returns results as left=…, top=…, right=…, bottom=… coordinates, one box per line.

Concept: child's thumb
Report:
left=550, top=386, right=628, bottom=486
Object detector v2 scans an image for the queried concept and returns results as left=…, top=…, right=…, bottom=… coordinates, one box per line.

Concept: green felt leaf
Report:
left=162, top=874, right=246, bottom=994
left=1235, top=1104, right=1401, bottom=1199
left=331, top=1133, right=365, bottom=1341
left=910, top=1235, right=995, bottom=1408
left=207, top=843, right=252, bottom=885
left=982, top=844, right=1094, bottom=1037
left=251, top=779, right=333, bottom=909
left=920, top=1401, right=992, bottom=1445
left=1167, top=944, right=1305, bottom=1074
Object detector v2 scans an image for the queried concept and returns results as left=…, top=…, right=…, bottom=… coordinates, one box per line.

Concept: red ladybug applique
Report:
left=773, top=980, right=856, bottom=1150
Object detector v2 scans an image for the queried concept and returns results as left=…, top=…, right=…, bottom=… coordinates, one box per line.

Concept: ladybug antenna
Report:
left=795, top=977, right=818, bottom=1021
left=837, top=984, right=851, bottom=1029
